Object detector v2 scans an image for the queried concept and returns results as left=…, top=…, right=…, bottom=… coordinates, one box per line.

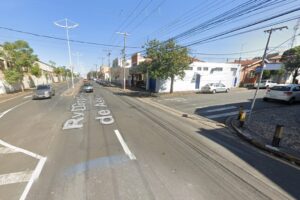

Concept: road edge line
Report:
left=0, top=100, right=31, bottom=119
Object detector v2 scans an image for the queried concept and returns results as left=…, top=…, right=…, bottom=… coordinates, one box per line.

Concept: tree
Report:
left=31, top=63, right=42, bottom=78
left=0, top=40, right=38, bottom=91
left=281, top=46, right=300, bottom=84
left=145, top=39, right=190, bottom=93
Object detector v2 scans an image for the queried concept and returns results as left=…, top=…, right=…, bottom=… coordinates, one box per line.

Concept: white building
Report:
left=148, top=62, right=241, bottom=93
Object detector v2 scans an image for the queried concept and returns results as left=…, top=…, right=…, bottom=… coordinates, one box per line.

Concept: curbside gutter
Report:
left=230, top=118, right=300, bottom=166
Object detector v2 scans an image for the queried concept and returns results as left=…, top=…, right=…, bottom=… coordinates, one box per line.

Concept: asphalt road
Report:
left=0, top=82, right=300, bottom=200
left=151, top=88, right=295, bottom=123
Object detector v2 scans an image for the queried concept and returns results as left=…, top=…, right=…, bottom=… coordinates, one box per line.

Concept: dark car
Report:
left=32, top=84, right=55, bottom=99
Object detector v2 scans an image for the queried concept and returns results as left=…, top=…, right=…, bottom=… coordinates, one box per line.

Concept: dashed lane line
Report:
left=114, top=130, right=136, bottom=160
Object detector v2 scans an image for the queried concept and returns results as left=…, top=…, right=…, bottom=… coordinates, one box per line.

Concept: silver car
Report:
left=201, top=83, right=229, bottom=94
left=32, top=84, right=55, bottom=99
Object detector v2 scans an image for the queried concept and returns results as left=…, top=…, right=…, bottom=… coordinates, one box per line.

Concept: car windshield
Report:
left=270, top=86, right=291, bottom=91
left=37, top=85, right=50, bottom=90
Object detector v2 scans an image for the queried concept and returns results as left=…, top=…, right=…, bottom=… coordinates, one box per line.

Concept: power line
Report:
left=0, top=26, right=142, bottom=49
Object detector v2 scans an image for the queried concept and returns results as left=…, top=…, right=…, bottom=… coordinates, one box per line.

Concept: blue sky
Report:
left=0, top=0, right=300, bottom=76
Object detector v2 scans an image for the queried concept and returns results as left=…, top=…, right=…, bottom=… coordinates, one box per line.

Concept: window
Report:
left=197, top=67, right=202, bottom=71
left=293, top=86, right=300, bottom=91
left=231, top=68, right=237, bottom=76
left=187, top=67, right=193, bottom=70
left=213, top=67, right=223, bottom=72
left=248, top=70, right=256, bottom=78
left=203, top=67, right=209, bottom=71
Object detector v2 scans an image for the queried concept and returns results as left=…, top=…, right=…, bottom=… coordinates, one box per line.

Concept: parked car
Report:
left=263, top=84, right=300, bottom=104
left=83, top=83, right=93, bottom=93
left=254, top=80, right=277, bottom=89
left=201, top=83, right=230, bottom=94
left=32, top=84, right=55, bottom=99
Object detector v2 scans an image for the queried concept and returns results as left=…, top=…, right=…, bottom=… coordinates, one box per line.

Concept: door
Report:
left=195, top=74, right=201, bottom=89
left=149, top=78, right=156, bottom=92
left=220, top=83, right=227, bottom=92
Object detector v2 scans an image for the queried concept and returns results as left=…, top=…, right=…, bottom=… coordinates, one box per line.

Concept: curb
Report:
left=230, top=118, right=300, bottom=166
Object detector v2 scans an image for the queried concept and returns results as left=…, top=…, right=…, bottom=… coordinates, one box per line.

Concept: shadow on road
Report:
left=197, top=127, right=300, bottom=199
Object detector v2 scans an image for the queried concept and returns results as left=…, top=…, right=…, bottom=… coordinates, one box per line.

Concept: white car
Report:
left=254, top=80, right=277, bottom=88
left=201, top=83, right=230, bottom=94
left=263, top=84, right=300, bottom=104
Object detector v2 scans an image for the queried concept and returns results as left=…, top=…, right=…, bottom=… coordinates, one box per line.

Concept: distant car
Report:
left=83, top=83, right=93, bottom=93
left=32, top=84, right=55, bottom=99
left=201, top=83, right=229, bottom=94
left=254, top=80, right=277, bottom=89
left=263, top=84, right=300, bottom=104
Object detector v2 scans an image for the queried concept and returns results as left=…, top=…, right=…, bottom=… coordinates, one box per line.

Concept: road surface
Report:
left=0, top=82, right=299, bottom=200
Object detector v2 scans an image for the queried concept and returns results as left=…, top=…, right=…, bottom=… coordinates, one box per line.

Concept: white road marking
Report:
left=0, top=139, right=47, bottom=200
left=164, top=98, right=187, bottom=102
left=20, top=157, right=47, bottom=200
left=206, top=109, right=250, bottom=119
left=0, top=100, right=31, bottom=119
left=0, top=171, right=33, bottom=186
left=0, top=93, right=32, bottom=104
left=0, top=140, right=42, bottom=160
left=23, top=95, right=32, bottom=99
left=204, top=106, right=237, bottom=113
left=0, top=147, right=18, bottom=154
left=114, top=130, right=136, bottom=160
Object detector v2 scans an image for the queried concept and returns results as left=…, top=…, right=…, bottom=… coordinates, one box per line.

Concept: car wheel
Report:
left=288, top=98, right=295, bottom=105
left=225, top=88, right=229, bottom=93
left=212, top=90, right=216, bottom=94
left=263, top=97, right=269, bottom=102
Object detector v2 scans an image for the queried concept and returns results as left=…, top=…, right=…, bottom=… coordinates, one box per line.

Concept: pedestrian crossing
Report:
left=0, top=140, right=46, bottom=200
left=195, top=105, right=250, bottom=120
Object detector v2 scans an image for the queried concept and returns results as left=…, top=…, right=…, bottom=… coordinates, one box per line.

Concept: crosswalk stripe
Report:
left=206, top=109, right=250, bottom=119
left=0, top=171, right=33, bottom=186
left=204, top=106, right=237, bottom=113
left=0, top=147, right=18, bottom=154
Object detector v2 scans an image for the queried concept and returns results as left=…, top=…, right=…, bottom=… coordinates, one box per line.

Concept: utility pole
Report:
left=116, top=32, right=130, bottom=90
left=54, top=18, right=79, bottom=89
left=248, top=26, right=288, bottom=121
left=95, top=64, right=98, bottom=79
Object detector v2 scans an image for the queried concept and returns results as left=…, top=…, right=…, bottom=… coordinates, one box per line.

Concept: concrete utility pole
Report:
left=54, top=18, right=79, bottom=89
left=248, top=26, right=288, bottom=121
left=116, top=32, right=130, bottom=90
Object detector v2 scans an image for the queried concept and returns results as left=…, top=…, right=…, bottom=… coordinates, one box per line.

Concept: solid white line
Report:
left=0, top=100, right=31, bottom=119
left=0, top=93, right=32, bottom=104
left=0, top=171, right=33, bottom=186
left=204, top=106, right=237, bottom=113
left=0, top=139, right=42, bottom=159
left=23, top=95, right=32, bottom=99
left=19, top=157, right=47, bottom=200
left=114, top=130, right=136, bottom=160
left=206, top=109, right=250, bottom=119
left=0, top=147, right=18, bottom=154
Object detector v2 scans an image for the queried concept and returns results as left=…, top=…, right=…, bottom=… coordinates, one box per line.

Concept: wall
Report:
left=154, top=62, right=241, bottom=93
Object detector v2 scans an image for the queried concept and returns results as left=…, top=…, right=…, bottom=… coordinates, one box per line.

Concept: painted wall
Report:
left=154, top=62, right=241, bottom=93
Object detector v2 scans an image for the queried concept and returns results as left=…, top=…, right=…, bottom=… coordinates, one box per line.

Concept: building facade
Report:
left=149, top=62, right=241, bottom=93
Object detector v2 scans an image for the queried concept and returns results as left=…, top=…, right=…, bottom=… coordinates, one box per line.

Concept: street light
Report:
left=54, top=18, right=79, bottom=89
